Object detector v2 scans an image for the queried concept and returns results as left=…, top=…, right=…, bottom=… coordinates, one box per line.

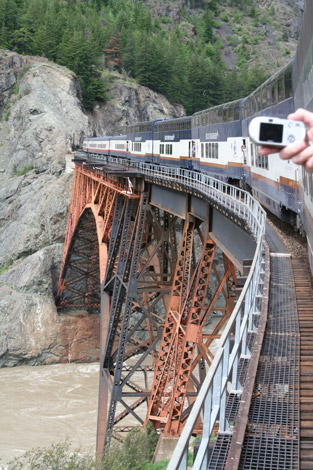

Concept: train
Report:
left=82, top=2, right=313, bottom=274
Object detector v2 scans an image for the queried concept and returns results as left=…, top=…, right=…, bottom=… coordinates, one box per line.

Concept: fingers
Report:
left=304, top=157, right=313, bottom=173
left=259, top=146, right=279, bottom=156
left=279, top=140, right=308, bottom=160
left=288, top=108, right=313, bottom=128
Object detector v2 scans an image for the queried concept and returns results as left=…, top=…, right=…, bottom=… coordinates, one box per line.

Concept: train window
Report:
left=215, top=143, right=219, bottom=159
left=255, top=153, right=268, bottom=170
left=206, top=143, right=209, bottom=159
left=242, top=99, right=249, bottom=120
left=160, top=144, right=164, bottom=154
left=309, top=174, right=313, bottom=200
left=278, top=77, right=285, bottom=100
left=285, top=72, right=292, bottom=99
left=201, top=143, right=204, bottom=158
left=266, top=85, right=271, bottom=108
left=234, top=104, right=240, bottom=121
left=217, top=107, right=223, bottom=123
left=261, top=89, right=267, bottom=108
left=302, top=167, right=307, bottom=193
left=115, top=144, right=125, bottom=150
left=226, top=105, right=234, bottom=122
left=133, top=143, right=142, bottom=152
left=262, top=85, right=271, bottom=109
left=165, top=144, right=173, bottom=155
left=255, top=93, right=261, bottom=113
left=271, top=80, right=278, bottom=104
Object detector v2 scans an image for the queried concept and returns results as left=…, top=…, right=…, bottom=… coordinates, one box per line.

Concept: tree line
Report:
left=0, top=0, right=268, bottom=113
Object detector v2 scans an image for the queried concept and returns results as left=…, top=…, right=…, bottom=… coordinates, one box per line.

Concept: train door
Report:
left=242, top=138, right=251, bottom=189
left=187, top=141, right=194, bottom=170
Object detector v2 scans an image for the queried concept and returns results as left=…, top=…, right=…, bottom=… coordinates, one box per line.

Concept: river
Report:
left=0, top=316, right=223, bottom=466
left=0, top=363, right=99, bottom=464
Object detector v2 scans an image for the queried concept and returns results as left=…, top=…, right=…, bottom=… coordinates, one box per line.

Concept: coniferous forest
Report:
left=0, top=0, right=273, bottom=112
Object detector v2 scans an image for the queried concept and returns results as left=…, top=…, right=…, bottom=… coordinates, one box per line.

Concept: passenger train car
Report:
left=82, top=1, right=313, bottom=274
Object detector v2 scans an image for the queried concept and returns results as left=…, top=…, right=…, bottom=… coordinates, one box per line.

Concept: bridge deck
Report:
left=206, top=224, right=313, bottom=470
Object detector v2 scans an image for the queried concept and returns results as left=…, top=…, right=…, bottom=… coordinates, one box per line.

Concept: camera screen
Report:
left=260, top=123, right=283, bottom=143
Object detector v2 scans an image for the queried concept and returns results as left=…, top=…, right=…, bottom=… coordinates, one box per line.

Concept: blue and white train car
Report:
left=83, top=135, right=128, bottom=159
left=127, top=122, right=153, bottom=163
left=192, top=99, right=245, bottom=183
left=154, top=117, right=192, bottom=169
left=241, top=61, right=300, bottom=225
left=292, top=1, right=313, bottom=270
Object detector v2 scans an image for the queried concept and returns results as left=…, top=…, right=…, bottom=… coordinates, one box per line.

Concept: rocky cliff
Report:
left=0, top=50, right=185, bottom=367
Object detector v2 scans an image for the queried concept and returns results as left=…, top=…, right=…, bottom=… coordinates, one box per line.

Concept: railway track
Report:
left=291, top=257, right=313, bottom=470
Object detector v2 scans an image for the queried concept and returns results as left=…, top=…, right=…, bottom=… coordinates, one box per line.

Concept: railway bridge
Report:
left=56, top=153, right=313, bottom=469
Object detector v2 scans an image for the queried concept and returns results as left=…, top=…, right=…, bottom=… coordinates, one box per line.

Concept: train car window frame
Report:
left=234, top=103, right=240, bottom=121
left=215, top=143, right=218, bottom=159
left=278, top=76, right=285, bottom=101
left=285, top=72, right=292, bottom=99
left=309, top=173, right=313, bottom=201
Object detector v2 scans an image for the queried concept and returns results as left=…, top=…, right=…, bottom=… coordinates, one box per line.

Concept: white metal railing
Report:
left=131, top=162, right=266, bottom=470
left=135, top=162, right=264, bottom=239
left=90, top=155, right=264, bottom=238
left=85, top=154, right=266, bottom=470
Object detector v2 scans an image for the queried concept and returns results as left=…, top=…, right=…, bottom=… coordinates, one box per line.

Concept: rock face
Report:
left=0, top=50, right=185, bottom=367
left=88, top=73, right=184, bottom=136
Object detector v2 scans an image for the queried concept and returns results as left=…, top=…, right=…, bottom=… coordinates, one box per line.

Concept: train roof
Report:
left=84, top=135, right=128, bottom=140
left=192, top=98, right=242, bottom=118
left=242, top=59, right=294, bottom=104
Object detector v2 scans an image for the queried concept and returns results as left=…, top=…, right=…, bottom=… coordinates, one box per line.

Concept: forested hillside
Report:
left=0, top=0, right=302, bottom=114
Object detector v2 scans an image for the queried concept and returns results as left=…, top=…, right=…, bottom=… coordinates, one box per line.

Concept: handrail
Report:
left=82, top=153, right=266, bottom=470
left=167, top=215, right=265, bottom=470
left=83, top=154, right=265, bottom=239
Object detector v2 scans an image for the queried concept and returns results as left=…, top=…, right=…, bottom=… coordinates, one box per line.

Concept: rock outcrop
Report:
left=88, top=72, right=184, bottom=136
left=0, top=50, right=185, bottom=367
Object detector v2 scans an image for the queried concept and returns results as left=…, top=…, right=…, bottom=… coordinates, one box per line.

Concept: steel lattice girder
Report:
left=56, top=165, right=137, bottom=308
left=145, top=217, right=237, bottom=436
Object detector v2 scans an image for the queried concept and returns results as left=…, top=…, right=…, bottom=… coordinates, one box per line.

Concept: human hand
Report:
left=259, top=108, right=313, bottom=173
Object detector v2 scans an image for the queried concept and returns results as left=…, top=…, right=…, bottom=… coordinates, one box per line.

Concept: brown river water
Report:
left=0, top=363, right=100, bottom=465
left=0, top=318, right=223, bottom=466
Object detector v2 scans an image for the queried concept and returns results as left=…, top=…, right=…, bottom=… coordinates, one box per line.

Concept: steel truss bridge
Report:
left=56, top=156, right=268, bottom=468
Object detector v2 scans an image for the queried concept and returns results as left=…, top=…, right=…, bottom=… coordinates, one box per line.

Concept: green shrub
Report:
left=15, top=164, right=34, bottom=176
left=6, top=442, right=96, bottom=470
left=0, top=259, right=13, bottom=275
left=5, top=426, right=160, bottom=470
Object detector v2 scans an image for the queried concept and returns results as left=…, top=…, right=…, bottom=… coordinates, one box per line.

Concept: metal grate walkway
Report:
left=208, top=254, right=300, bottom=469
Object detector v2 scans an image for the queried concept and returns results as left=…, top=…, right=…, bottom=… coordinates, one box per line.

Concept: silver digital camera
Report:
left=248, top=116, right=306, bottom=148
